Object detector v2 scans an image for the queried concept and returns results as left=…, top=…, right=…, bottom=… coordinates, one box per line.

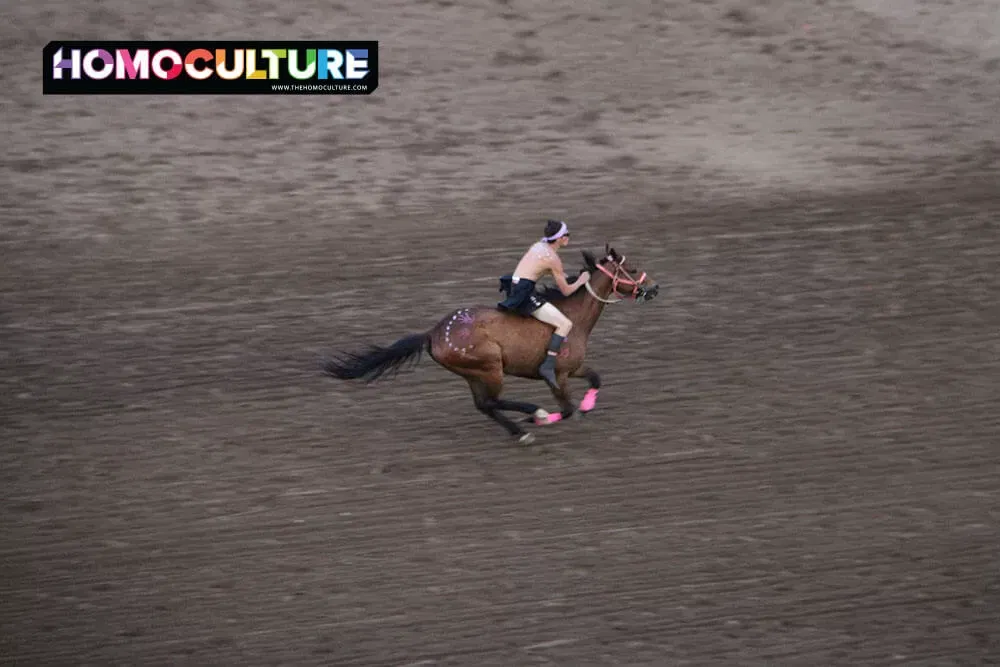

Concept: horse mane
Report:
left=536, top=270, right=588, bottom=303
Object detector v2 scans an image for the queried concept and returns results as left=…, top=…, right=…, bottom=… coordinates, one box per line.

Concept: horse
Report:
left=323, top=244, right=659, bottom=444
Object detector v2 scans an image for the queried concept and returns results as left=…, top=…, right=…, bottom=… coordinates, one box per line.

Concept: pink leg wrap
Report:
left=579, top=388, right=599, bottom=412
left=535, top=412, right=563, bottom=426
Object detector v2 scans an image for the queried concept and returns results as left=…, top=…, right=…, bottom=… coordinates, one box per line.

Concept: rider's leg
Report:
left=530, top=303, right=572, bottom=386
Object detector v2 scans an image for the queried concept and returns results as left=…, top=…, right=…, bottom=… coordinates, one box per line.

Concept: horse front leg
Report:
left=535, top=372, right=576, bottom=425
left=571, top=365, right=601, bottom=413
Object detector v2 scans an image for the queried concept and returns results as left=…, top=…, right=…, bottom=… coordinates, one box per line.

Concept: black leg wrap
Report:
left=546, top=333, right=566, bottom=355
left=538, top=334, right=565, bottom=386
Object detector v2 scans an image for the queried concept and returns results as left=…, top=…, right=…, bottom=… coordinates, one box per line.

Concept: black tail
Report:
left=323, top=333, right=430, bottom=383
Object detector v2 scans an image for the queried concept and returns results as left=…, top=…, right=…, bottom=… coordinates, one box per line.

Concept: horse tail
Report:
left=323, top=332, right=430, bottom=383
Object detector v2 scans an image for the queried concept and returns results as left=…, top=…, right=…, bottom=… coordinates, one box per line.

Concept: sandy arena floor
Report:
left=2, top=0, right=998, bottom=664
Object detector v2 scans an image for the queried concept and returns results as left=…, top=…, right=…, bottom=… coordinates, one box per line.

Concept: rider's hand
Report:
left=577, top=271, right=591, bottom=284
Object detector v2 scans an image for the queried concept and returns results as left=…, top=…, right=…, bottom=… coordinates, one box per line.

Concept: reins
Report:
left=584, top=255, right=647, bottom=304
left=584, top=280, right=621, bottom=304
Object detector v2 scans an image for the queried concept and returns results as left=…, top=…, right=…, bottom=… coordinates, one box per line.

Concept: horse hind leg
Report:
left=466, top=377, right=535, bottom=444
left=490, top=397, right=553, bottom=425
left=493, top=398, right=539, bottom=414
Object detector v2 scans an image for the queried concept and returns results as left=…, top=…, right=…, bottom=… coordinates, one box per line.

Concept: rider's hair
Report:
left=543, top=219, right=565, bottom=242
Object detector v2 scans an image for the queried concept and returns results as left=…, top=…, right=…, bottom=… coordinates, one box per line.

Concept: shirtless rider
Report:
left=498, top=219, right=591, bottom=386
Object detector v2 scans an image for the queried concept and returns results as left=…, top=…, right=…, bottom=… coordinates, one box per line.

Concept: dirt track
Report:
left=2, top=0, right=999, bottom=665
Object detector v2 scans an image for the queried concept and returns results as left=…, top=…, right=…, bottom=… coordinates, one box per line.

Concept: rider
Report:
left=498, top=219, right=591, bottom=386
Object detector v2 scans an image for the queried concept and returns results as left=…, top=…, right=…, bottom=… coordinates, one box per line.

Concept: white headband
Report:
left=543, top=221, right=568, bottom=242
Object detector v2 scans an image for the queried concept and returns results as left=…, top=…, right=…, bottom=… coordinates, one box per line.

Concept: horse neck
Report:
left=563, top=271, right=613, bottom=337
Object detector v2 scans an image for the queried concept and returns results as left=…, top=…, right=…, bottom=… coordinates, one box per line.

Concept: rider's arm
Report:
left=550, top=255, right=590, bottom=296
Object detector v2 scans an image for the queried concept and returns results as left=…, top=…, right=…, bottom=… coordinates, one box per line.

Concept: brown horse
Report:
left=323, top=244, right=659, bottom=444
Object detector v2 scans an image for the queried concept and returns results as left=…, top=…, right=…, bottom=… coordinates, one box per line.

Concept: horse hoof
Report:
left=518, top=432, right=536, bottom=445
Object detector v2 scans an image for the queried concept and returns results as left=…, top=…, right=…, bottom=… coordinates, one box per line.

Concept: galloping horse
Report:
left=323, top=244, right=659, bottom=444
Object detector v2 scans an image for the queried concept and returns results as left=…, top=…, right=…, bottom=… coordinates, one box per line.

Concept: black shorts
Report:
left=497, top=276, right=547, bottom=316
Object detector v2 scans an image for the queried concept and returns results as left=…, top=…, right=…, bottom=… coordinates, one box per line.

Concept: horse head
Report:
left=581, top=244, right=659, bottom=303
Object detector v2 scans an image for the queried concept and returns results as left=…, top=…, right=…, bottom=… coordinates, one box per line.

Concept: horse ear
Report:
left=581, top=250, right=597, bottom=271
left=604, top=241, right=610, bottom=256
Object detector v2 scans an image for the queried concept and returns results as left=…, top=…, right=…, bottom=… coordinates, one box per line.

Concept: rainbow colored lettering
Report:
left=43, top=41, right=378, bottom=95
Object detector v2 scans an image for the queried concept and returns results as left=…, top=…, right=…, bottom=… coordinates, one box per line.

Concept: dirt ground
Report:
left=2, top=0, right=999, bottom=665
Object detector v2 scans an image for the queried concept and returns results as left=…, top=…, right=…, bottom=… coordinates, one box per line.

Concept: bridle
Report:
left=584, top=255, right=648, bottom=304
